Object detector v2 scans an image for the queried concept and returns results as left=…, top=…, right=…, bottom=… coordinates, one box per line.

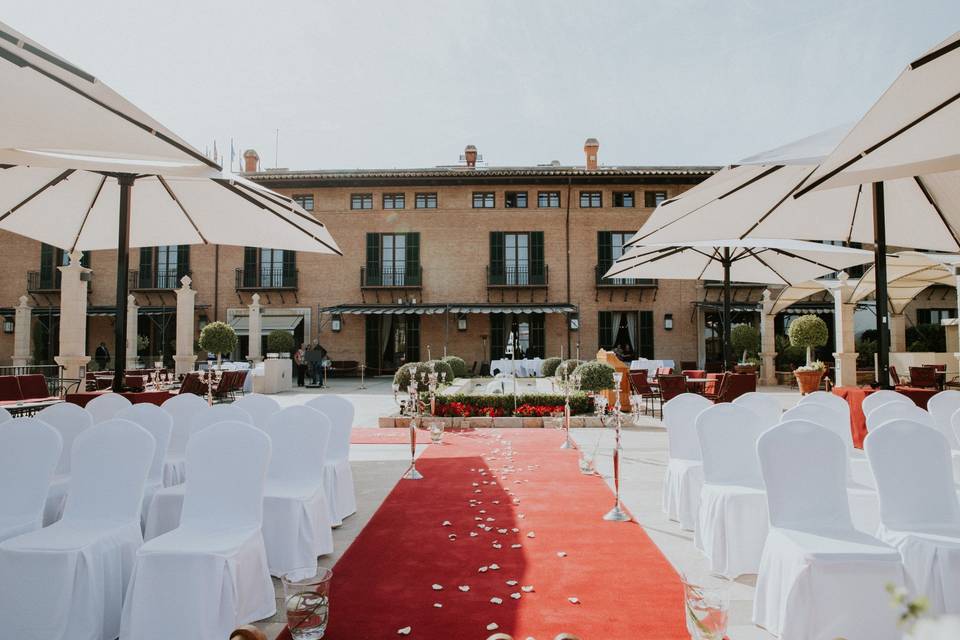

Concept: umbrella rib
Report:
left=742, top=248, right=793, bottom=285
left=156, top=176, right=208, bottom=245
left=604, top=246, right=691, bottom=278
left=229, top=180, right=330, bottom=230
left=717, top=165, right=783, bottom=199
left=0, top=169, right=74, bottom=223
left=845, top=185, right=863, bottom=244
left=739, top=166, right=816, bottom=238
left=211, top=179, right=343, bottom=256
left=910, top=37, right=960, bottom=69
left=68, top=174, right=107, bottom=253
left=913, top=176, right=960, bottom=251
left=764, top=247, right=851, bottom=274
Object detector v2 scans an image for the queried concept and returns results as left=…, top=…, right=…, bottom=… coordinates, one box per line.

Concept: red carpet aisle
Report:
left=350, top=428, right=435, bottom=445
left=285, top=429, right=687, bottom=639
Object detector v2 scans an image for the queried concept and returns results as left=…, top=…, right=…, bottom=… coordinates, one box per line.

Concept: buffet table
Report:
left=832, top=386, right=938, bottom=448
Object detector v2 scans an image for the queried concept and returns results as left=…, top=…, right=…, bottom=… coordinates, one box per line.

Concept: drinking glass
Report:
left=282, top=566, right=333, bottom=640
left=428, top=420, right=444, bottom=444
left=682, top=579, right=729, bottom=640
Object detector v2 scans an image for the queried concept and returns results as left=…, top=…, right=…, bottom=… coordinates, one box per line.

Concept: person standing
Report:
left=294, top=344, right=306, bottom=387
left=311, top=342, right=328, bottom=387
left=94, top=341, right=110, bottom=371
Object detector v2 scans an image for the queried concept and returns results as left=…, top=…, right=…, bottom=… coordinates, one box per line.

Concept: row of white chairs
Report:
left=0, top=392, right=357, bottom=640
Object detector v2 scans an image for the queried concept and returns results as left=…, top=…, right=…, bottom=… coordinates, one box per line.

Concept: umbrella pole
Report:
left=722, top=248, right=733, bottom=372
left=872, top=182, right=891, bottom=389
left=112, top=174, right=135, bottom=392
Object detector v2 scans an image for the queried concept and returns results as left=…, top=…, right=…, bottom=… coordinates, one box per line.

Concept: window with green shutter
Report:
left=598, top=311, right=614, bottom=350
left=638, top=311, right=654, bottom=358
left=405, top=316, right=420, bottom=362
left=490, top=314, right=505, bottom=360
left=529, top=232, right=544, bottom=285
left=243, top=247, right=258, bottom=288
left=404, top=233, right=420, bottom=286
left=489, top=232, right=505, bottom=285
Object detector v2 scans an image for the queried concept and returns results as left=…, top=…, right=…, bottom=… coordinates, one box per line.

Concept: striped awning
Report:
left=319, top=303, right=576, bottom=315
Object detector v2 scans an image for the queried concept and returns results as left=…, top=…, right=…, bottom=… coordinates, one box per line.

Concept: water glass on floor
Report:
left=682, top=579, right=729, bottom=640
left=283, top=566, right=333, bottom=640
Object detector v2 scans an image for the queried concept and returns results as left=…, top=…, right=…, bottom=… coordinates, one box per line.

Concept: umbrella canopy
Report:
left=802, top=31, right=960, bottom=191
left=0, top=166, right=339, bottom=253
left=0, top=20, right=218, bottom=176
left=848, top=251, right=960, bottom=314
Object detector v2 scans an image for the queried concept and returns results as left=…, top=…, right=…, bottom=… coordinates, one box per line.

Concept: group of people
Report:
left=293, top=342, right=329, bottom=387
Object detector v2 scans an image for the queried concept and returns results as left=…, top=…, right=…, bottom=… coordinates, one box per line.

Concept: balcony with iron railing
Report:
left=27, top=270, right=61, bottom=292
left=235, top=268, right=298, bottom=291
left=129, top=269, right=190, bottom=291
left=486, top=264, right=548, bottom=287
left=594, top=264, right=657, bottom=287
left=361, top=265, right=422, bottom=288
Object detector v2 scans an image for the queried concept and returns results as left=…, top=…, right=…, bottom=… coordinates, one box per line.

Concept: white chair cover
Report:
left=85, top=392, right=133, bottom=423
left=143, top=404, right=253, bottom=540
left=0, top=419, right=61, bottom=543
left=866, top=401, right=934, bottom=432
left=861, top=389, right=913, bottom=417
left=694, top=403, right=769, bottom=577
left=797, top=390, right=851, bottom=416
left=866, top=419, right=960, bottom=615
left=306, top=395, right=357, bottom=524
left=0, top=419, right=155, bottom=640
left=160, top=393, right=208, bottom=487
left=733, top=391, right=783, bottom=429
left=929, top=390, right=960, bottom=450
left=753, top=420, right=905, bottom=639
left=117, top=404, right=173, bottom=529
left=0, top=406, right=11, bottom=425
left=36, top=402, right=93, bottom=526
left=660, top=393, right=711, bottom=531
left=120, top=421, right=275, bottom=640
left=262, top=406, right=334, bottom=576
left=233, top=393, right=281, bottom=429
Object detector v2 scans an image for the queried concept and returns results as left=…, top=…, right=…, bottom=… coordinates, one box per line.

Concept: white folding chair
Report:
left=797, top=390, right=851, bottom=416
left=753, top=420, right=905, bottom=639
left=660, top=393, right=712, bottom=531
left=861, top=389, right=913, bottom=417
left=306, top=395, right=357, bottom=524
left=866, top=419, right=960, bottom=615
left=694, top=403, right=769, bottom=577
left=36, top=402, right=93, bottom=526
left=233, top=393, right=281, bottom=429
left=0, top=419, right=155, bottom=640
left=120, top=421, right=275, bottom=640
left=117, top=404, right=173, bottom=528
left=160, top=393, right=208, bottom=486
left=927, top=391, right=960, bottom=480
left=261, top=406, right=334, bottom=576
left=866, top=401, right=934, bottom=432
left=733, top=391, right=783, bottom=429
left=0, top=418, right=61, bottom=542
left=143, top=404, right=253, bottom=540
left=85, top=392, right=133, bottom=423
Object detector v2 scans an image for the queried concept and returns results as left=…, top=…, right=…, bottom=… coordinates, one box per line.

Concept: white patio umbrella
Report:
left=847, top=251, right=960, bottom=313
left=0, top=19, right=218, bottom=176
left=605, top=239, right=873, bottom=369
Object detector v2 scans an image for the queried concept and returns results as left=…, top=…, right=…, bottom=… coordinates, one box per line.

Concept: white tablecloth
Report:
left=629, top=358, right=675, bottom=372
left=489, top=358, right=544, bottom=377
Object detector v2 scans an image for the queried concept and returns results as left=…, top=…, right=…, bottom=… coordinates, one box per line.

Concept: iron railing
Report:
left=27, top=270, right=61, bottom=292
left=594, top=264, right=657, bottom=287
left=361, top=266, right=422, bottom=288
left=129, top=269, right=190, bottom=290
left=486, top=264, right=548, bottom=287
left=235, top=268, right=298, bottom=291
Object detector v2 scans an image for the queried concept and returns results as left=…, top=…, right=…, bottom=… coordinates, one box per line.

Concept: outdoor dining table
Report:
left=0, top=397, right=64, bottom=417
left=685, top=377, right=711, bottom=394
left=489, top=358, right=544, bottom=377
left=65, top=389, right=174, bottom=408
left=832, top=385, right=938, bottom=448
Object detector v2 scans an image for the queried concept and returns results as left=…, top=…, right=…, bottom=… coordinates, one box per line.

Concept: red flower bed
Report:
left=514, top=404, right=565, bottom=417
left=434, top=401, right=562, bottom=418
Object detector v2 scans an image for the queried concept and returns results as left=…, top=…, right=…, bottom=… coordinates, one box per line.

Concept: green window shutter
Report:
left=138, top=247, right=154, bottom=288
left=489, top=232, right=505, bottom=285
left=39, top=243, right=55, bottom=288
left=529, top=231, right=545, bottom=284
left=366, top=233, right=382, bottom=286
left=405, top=316, right=420, bottom=362
left=917, top=309, right=931, bottom=325
left=79, top=252, right=91, bottom=268
left=176, top=245, right=190, bottom=282
left=405, top=232, right=420, bottom=286
left=530, top=314, right=545, bottom=358
left=243, top=247, right=258, bottom=288
left=365, top=316, right=380, bottom=371
left=282, top=250, right=296, bottom=287
left=490, top=315, right=505, bottom=360
left=639, top=311, right=655, bottom=359
left=598, top=311, right=613, bottom=350
left=597, top=231, right=612, bottom=267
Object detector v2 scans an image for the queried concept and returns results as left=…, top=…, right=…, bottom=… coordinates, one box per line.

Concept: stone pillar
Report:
left=248, top=293, right=262, bottom=364
left=173, top=275, right=197, bottom=376
left=889, top=313, right=907, bottom=353
left=954, top=269, right=960, bottom=377
left=12, top=295, right=32, bottom=367
left=126, top=294, right=139, bottom=369
left=831, top=272, right=859, bottom=387
left=759, top=289, right=778, bottom=386
left=54, top=251, right=91, bottom=379
left=695, top=283, right=706, bottom=369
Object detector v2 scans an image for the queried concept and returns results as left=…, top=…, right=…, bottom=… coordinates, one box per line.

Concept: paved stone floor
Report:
left=252, top=380, right=801, bottom=638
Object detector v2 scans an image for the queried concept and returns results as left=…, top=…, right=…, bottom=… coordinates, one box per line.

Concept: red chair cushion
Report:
left=17, top=374, right=50, bottom=400
left=0, top=376, right=23, bottom=402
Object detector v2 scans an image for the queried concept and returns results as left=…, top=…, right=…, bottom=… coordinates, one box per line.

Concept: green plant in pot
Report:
left=541, top=357, right=562, bottom=378
left=730, top=324, right=760, bottom=364
left=266, top=330, right=295, bottom=355
left=788, top=315, right=829, bottom=393
left=572, top=361, right=616, bottom=392
left=198, top=321, right=238, bottom=368
left=441, top=355, right=468, bottom=379
left=393, top=361, right=433, bottom=391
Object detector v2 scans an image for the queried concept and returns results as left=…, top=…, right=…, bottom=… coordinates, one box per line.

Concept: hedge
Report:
left=541, top=357, right=562, bottom=377
left=572, top=361, right=615, bottom=392
left=435, top=392, right=593, bottom=416
left=441, top=355, right=469, bottom=378
left=426, top=359, right=456, bottom=384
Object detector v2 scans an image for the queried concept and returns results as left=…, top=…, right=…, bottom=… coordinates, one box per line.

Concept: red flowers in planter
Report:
left=513, top=404, right=565, bottom=417
left=434, top=401, right=561, bottom=418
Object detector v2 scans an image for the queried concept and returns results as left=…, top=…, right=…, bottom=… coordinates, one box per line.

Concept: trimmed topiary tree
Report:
left=441, top=355, right=469, bottom=379
left=541, top=357, right=562, bottom=378
left=731, top=324, right=760, bottom=364
left=788, top=314, right=829, bottom=365
left=426, top=359, right=455, bottom=384
left=572, top=361, right=616, bottom=392
left=266, top=330, right=295, bottom=355
left=393, top=362, right=434, bottom=390
left=555, top=359, right=585, bottom=379
left=198, top=321, right=238, bottom=365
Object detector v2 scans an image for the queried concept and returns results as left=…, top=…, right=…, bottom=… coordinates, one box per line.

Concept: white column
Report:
left=173, top=275, right=197, bottom=376
left=954, top=270, right=960, bottom=377
left=248, top=293, right=262, bottom=364
left=759, top=289, right=777, bottom=386
left=12, top=295, right=32, bottom=367
left=126, top=294, right=139, bottom=369
left=831, top=271, right=859, bottom=387
left=54, top=251, right=91, bottom=379
left=889, top=313, right=907, bottom=353
left=695, top=283, right=706, bottom=369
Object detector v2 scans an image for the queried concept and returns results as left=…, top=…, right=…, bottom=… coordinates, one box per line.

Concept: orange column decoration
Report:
left=597, top=349, right=631, bottom=412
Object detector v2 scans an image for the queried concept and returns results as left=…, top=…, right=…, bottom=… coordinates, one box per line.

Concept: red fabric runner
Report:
left=279, top=429, right=687, bottom=639
left=65, top=390, right=174, bottom=408
left=832, top=386, right=937, bottom=448
left=350, top=427, right=470, bottom=445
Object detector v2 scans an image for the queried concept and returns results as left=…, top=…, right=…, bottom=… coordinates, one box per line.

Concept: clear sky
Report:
left=2, top=0, right=958, bottom=171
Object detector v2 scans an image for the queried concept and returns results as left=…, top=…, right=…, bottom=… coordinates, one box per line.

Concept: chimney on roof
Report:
left=243, top=149, right=259, bottom=173
left=584, top=138, right=599, bottom=171
left=464, top=144, right=478, bottom=168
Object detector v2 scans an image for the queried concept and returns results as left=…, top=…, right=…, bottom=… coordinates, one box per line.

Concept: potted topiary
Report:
left=572, top=361, right=616, bottom=393
left=788, top=315, right=829, bottom=393
left=441, top=355, right=469, bottom=379
left=730, top=324, right=760, bottom=375
left=198, top=321, right=238, bottom=368
left=266, top=330, right=295, bottom=356
left=541, top=357, right=562, bottom=378
left=425, top=359, right=455, bottom=385
left=556, top=359, right=585, bottom=380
